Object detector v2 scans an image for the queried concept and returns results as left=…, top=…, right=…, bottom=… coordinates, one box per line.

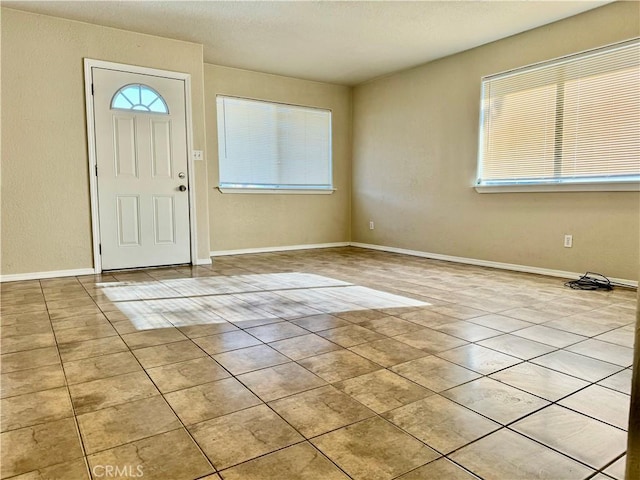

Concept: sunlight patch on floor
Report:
left=98, top=273, right=429, bottom=331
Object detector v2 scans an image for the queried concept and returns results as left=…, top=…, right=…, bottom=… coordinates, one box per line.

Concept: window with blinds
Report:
left=477, top=39, right=639, bottom=191
left=216, top=96, right=333, bottom=192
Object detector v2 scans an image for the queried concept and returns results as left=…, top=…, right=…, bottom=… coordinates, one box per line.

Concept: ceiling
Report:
left=2, top=1, right=612, bottom=85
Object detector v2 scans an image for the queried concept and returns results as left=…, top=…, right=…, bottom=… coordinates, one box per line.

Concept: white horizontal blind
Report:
left=478, top=39, right=640, bottom=186
left=217, top=96, right=332, bottom=190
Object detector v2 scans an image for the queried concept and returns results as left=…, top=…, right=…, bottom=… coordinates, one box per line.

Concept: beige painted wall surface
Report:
left=352, top=1, right=640, bottom=281
left=205, top=64, right=351, bottom=252
left=1, top=8, right=210, bottom=275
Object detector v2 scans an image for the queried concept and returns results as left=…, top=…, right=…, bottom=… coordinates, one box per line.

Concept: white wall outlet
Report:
left=192, top=150, right=203, bottom=161
left=564, top=234, right=573, bottom=248
left=369, top=221, right=375, bottom=230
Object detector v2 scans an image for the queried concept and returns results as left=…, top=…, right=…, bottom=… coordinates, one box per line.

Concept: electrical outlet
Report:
left=369, top=221, right=375, bottom=230
left=192, top=150, right=203, bottom=161
left=564, top=234, right=573, bottom=248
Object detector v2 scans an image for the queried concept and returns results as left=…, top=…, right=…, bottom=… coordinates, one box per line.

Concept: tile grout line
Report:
left=77, top=278, right=220, bottom=478
left=42, top=276, right=93, bottom=480
left=2, top=248, right=634, bottom=480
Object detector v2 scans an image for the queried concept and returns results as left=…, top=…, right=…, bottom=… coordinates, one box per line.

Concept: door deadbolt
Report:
left=178, top=172, right=186, bottom=178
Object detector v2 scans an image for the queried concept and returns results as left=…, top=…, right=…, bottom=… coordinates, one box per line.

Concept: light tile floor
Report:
left=0, top=247, right=635, bottom=480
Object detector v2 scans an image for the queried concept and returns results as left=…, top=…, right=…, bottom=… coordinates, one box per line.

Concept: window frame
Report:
left=216, top=95, right=335, bottom=195
left=475, top=39, right=640, bottom=194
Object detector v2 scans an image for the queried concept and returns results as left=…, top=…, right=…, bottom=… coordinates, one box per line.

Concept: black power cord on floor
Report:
left=564, top=272, right=613, bottom=291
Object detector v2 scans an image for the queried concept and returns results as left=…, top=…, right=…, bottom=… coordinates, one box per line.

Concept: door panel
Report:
left=150, top=119, right=173, bottom=178
left=93, top=68, right=191, bottom=270
left=116, top=195, right=141, bottom=246
left=153, top=196, right=176, bottom=244
left=113, top=116, right=138, bottom=178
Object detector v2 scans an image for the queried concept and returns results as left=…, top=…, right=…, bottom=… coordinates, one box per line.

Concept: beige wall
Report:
left=2, top=4, right=638, bottom=280
left=204, top=64, right=351, bottom=252
left=0, top=8, right=210, bottom=275
left=352, top=1, right=640, bottom=281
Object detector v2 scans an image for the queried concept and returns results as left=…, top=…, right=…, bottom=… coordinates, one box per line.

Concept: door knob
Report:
left=178, top=185, right=187, bottom=192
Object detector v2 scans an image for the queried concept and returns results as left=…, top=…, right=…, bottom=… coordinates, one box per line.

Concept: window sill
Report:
left=475, top=182, right=640, bottom=193
left=217, top=187, right=335, bottom=195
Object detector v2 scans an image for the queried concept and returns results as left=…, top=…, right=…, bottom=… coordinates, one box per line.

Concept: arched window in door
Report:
left=111, top=84, right=169, bottom=114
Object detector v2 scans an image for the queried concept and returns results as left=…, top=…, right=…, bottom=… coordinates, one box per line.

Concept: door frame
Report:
left=84, top=59, right=199, bottom=272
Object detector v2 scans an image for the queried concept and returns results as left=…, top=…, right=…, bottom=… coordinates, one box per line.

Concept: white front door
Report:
left=92, top=68, right=191, bottom=270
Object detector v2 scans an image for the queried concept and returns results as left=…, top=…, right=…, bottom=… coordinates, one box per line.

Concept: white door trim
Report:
left=84, top=59, right=199, bottom=272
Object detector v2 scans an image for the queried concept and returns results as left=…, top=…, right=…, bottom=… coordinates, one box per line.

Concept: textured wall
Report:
left=1, top=8, right=210, bottom=275
left=205, top=64, right=351, bottom=252
left=351, top=2, right=639, bottom=280
left=3, top=4, right=639, bottom=279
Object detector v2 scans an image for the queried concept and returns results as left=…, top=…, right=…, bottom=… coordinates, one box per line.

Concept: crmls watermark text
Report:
left=92, top=465, right=144, bottom=478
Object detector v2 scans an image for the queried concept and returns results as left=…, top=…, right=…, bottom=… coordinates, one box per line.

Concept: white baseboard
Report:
left=211, top=242, right=350, bottom=257
left=350, top=242, right=638, bottom=288
left=4, top=244, right=636, bottom=288
left=0, top=268, right=96, bottom=283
